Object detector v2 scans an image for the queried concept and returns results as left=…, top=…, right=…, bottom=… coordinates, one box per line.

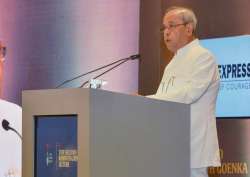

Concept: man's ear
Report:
left=185, top=23, right=194, bottom=36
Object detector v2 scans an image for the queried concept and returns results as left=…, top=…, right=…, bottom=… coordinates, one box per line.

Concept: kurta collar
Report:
left=176, top=39, right=199, bottom=56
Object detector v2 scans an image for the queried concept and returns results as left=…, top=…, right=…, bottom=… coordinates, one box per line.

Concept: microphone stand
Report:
left=79, top=55, right=138, bottom=88
left=56, top=54, right=139, bottom=88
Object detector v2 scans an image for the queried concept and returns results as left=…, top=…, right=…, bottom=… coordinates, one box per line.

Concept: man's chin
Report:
left=166, top=44, right=175, bottom=53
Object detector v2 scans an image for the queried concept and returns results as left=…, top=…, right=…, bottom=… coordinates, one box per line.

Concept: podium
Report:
left=22, top=88, right=190, bottom=177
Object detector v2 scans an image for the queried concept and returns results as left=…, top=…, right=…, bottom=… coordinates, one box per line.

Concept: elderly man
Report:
left=0, top=41, right=22, bottom=177
left=148, top=6, right=221, bottom=177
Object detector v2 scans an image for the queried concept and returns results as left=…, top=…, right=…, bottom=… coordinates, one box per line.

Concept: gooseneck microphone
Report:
left=56, top=54, right=140, bottom=88
left=79, top=54, right=140, bottom=88
left=2, top=119, right=22, bottom=140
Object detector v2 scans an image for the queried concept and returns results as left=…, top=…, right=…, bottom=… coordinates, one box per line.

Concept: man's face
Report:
left=163, top=11, right=191, bottom=53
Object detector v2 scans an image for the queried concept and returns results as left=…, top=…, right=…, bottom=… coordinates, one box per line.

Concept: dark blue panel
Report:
left=35, top=115, right=77, bottom=177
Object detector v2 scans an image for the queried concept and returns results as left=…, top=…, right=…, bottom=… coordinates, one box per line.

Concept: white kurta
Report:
left=0, top=99, right=22, bottom=177
left=148, top=39, right=221, bottom=168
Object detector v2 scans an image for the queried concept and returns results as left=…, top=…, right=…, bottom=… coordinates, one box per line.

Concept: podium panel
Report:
left=22, top=88, right=190, bottom=177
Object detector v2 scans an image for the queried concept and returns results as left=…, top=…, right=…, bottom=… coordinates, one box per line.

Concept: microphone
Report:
left=79, top=54, right=140, bottom=88
left=56, top=54, right=140, bottom=88
left=129, top=54, right=140, bottom=60
left=2, top=119, right=22, bottom=140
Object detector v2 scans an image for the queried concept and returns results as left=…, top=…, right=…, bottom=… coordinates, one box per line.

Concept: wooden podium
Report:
left=22, top=88, right=190, bottom=177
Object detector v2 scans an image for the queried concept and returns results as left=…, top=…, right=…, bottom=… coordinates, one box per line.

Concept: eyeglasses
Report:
left=161, top=23, right=188, bottom=31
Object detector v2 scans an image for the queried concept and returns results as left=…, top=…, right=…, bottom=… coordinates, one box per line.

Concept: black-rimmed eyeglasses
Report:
left=161, top=23, right=188, bottom=31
